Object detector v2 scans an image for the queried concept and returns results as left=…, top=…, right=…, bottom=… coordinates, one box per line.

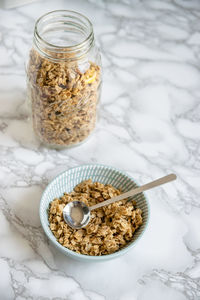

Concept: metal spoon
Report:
left=63, top=173, right=177, bottom=229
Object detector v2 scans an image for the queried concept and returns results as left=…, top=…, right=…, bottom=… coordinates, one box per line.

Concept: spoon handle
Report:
left=89, top=173, right=177, bottom=211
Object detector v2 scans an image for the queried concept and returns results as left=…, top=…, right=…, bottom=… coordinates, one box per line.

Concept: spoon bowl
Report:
left=63, top=200, right=90, bottom=229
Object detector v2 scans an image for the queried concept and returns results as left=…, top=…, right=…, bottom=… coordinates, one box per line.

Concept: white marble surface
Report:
left=0, top=0, right=200, bottom=299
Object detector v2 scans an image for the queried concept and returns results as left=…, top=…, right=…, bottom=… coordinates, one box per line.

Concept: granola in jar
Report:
left=26, top=10, right=101, bottom=148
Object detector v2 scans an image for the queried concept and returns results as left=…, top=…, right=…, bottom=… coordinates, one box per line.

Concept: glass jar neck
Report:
left=33, top=10, right=94, bottom=61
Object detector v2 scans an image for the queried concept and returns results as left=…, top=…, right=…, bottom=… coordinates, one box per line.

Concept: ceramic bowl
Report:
left=39, top=164, right=150, bottom=262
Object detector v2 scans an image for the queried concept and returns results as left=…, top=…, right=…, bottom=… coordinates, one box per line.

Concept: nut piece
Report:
left=27, top=49, right=101, bottom=147
left=48, top=180, right=143, bottom=256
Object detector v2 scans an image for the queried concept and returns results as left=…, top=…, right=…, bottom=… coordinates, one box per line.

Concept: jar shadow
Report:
left=8, top=117, right=41, bottom=149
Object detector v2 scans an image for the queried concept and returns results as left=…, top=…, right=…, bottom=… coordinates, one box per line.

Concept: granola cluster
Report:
left=27, top=49, right=101, bottom=147
left=48, top=180, right=143, bottom=256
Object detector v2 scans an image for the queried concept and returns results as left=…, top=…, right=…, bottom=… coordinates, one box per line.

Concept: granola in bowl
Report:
left=27, top=49, right=101, bottom=148
left=48, top=179, right=143, bottom=256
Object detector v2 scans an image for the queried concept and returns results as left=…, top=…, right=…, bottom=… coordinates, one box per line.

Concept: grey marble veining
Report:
left=0, top=0, right=200, bottom=299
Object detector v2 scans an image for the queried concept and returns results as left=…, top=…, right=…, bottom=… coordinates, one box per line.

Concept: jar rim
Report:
left=34, top=10, right=94, bottom=60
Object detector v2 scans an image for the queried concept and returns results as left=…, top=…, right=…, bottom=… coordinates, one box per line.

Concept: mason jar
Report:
left=26, top=10, right=101, bottom=148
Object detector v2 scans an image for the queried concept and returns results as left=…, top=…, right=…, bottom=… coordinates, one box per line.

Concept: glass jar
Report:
left=26, top=10, right=101, bottom=148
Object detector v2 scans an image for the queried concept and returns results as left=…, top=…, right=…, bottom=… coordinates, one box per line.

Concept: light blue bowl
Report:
left=39, top=164, right=150, bottom=262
